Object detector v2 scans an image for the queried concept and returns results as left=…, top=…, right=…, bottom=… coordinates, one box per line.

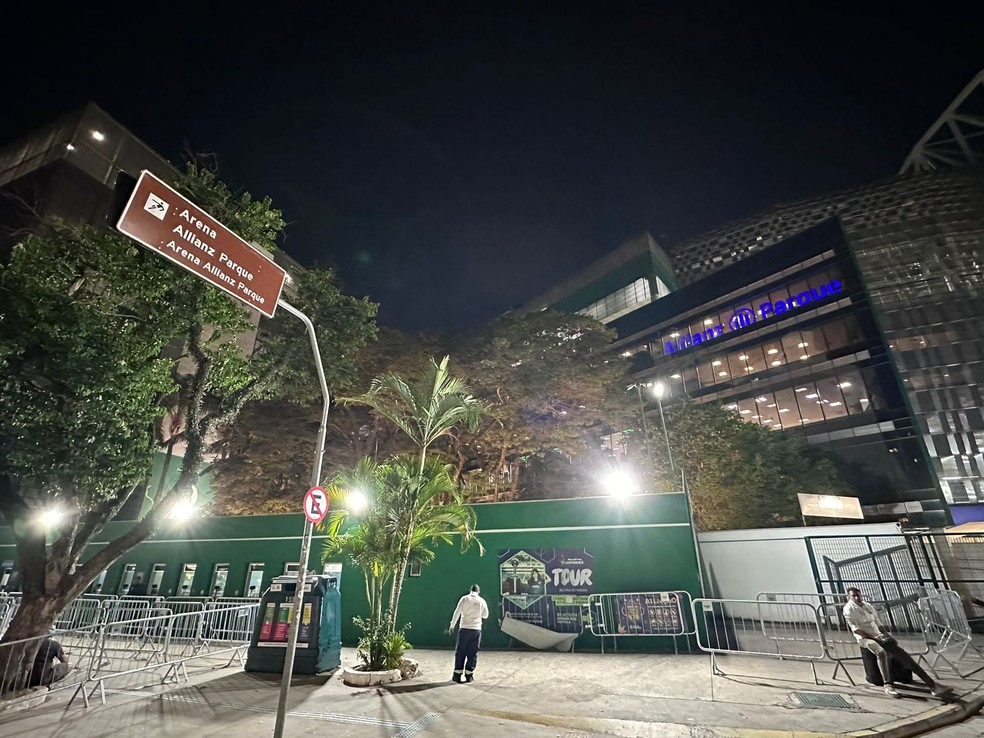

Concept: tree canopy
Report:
left=450, top=310, right=634, bottom=499
left=648, top=401, right=852, bottom=531
left=0, top=160, right=377, bottom=662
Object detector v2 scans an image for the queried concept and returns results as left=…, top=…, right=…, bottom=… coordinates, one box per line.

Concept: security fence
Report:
left=919, top=588, right=984, bottom=678
left=0, top=627, right=101, bottom=699
left=0, top=594, right=258, bottom=709
left=692, top=590, right=975, bottom=685
left=806, top=532, right=984, bottom=635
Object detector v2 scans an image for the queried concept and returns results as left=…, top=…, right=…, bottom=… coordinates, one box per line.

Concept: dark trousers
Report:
left=880, top=640, right=936, bottom=687
left=862, top=637, right=935, bottom=687
left=454, top=628, right=482, bottom=676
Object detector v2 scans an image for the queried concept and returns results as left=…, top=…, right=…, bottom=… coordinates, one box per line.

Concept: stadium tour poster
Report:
left=498, top=548, right=593, bottom=633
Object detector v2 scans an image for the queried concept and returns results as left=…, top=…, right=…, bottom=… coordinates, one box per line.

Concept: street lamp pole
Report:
left=634, top=383, right=654, bottom=463
left=651, top=382, right=674, bottom=471
left=651, top=381, right=706, bottom=599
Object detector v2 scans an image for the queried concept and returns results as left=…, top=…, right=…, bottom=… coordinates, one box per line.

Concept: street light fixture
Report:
left=346, top=489, right=369, bottom=514
left=640, top=379, right=706, bottom=598
left=650, top=381, right=675, bottom=471
left=601, top=469, right=638, bottom=498
left=39, top=507, right=63, bottom=528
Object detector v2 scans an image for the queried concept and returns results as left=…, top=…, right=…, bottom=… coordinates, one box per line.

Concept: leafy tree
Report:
left=450, top=310, right=634, bottom=499
left=0, top=161, right=375, bottom=688
left=649, top=402, right=852, bottom=531
left=208, top=327, right=436, bottom=512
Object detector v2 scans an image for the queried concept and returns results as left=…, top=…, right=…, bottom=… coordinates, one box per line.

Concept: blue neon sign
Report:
left=663, top=279, right=843, bottom=355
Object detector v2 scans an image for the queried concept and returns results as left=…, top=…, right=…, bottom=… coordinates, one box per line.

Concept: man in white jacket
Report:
left=448, top=584, right=489, bottom=683
left=843, top=587, right=951, bottom=699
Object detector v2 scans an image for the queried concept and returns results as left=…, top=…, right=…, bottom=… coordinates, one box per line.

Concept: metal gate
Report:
left=805, top=532, right=984, bottom=633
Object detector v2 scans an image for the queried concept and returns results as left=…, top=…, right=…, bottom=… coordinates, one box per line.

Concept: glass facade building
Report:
left=518, top=166, right=984, bottom=523
left=662, top=167, right=984, bottom=516
left=613, top=220, right=946, bottom=524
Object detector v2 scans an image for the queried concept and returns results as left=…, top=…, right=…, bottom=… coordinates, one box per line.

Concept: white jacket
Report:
left=450, top=591, right=489, bottom=631
left=843, top=600, right=884, bottom=643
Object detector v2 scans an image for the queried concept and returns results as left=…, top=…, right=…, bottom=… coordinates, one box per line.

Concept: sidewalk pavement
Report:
left=1, top=646, right=982, bottom=738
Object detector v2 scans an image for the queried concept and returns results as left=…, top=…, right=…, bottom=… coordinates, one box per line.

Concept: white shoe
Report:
left=931, top=683, right=953, bottom=697
left=884, top=685, right=901, bottom=698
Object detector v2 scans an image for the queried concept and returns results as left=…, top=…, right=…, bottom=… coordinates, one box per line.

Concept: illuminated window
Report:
left=577, top=277, right=654, bottom=323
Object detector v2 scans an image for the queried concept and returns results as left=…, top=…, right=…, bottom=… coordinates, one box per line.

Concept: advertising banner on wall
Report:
left=613, top=592, right=685, bottom=636
left=498, top=548, right=593, bottom=633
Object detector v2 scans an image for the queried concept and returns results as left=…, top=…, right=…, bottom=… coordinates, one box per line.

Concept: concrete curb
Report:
left=466, top=683, right=984, bottom=738
left=848, top=682, right=984, bottom=738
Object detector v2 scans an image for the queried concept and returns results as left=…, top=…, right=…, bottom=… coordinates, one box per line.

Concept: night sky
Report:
left=4, top=5, right=983, bottom=331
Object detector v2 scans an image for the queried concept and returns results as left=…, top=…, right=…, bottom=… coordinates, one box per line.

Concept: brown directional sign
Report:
left=117, top=170, right=286, bottom=318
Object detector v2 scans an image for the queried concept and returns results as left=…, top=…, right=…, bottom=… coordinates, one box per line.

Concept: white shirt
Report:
left=843, top=600, right=884, bottom=643
left=450, top=591, right=489, bottom=631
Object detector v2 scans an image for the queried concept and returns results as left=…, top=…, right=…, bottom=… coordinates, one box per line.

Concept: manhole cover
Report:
left=792, top=692, right=858, bottom=710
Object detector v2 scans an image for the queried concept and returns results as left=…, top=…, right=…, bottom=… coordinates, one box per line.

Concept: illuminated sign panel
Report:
left=663, top=279, right=844, bottom=355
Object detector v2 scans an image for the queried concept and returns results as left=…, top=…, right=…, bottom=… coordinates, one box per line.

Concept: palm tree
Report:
left=321, top=454, right=483, bottom=666
left=341, top=356, right=486, bottom=629
left=321, top=458, right=400, bottom=629
left=345, top=356, right=485, bottom=475
left=379, top=454, right=484, bottom=625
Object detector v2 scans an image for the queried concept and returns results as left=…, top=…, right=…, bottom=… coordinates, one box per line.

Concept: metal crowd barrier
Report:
left=694, top=593, right=943, bottom=685
left=0, top=626, right=101, bottom=703
left=0, top=593, right=20, bottom=638
left=585, top=591, right=695, bottom=653
left=0, top=589, right=260, bottom=707
left=54, top=596, right=110, bottom=631
left=919, top=589, right=984, bottom=678
left=70, top=602, right=260, bottom=706
left=692, top=598, right=826, bottom=679
left=204, top=600, right=257, bottom=644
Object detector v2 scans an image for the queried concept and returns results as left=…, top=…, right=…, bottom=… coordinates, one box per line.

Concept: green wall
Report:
left=0, top=493, right=700, bottom=652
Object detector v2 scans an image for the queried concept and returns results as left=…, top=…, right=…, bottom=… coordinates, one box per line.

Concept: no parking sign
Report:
left=303, top=486, right=329, bottom=524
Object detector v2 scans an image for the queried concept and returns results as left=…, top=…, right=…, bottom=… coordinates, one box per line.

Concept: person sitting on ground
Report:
left=843, top=587, right=952, bottom=699
left=28, top=637, right=71, bottom=688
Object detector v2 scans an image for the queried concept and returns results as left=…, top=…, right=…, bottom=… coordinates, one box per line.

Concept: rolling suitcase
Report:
left=861, top=647, right=913, bottom=686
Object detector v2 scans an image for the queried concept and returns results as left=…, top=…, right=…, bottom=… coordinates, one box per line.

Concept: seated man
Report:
left=843, top=587, right=951, bottom=699
left=28, top=637, right=71, bottom=688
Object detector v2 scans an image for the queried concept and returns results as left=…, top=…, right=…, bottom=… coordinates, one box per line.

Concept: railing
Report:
left=692, top=594, right=941, bottom=685
left=919, top=589, right=984, bottom=678
left=0, top=592, right=259, bottom=708
left=0, top=593, right=20, bottom=638
left=72, top=602, right=259, bottom=706
left=0, top=626, right=101, bottom=704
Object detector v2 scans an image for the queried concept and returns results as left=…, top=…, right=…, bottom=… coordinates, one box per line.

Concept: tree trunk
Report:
left=0, top=594, right=68, bottom=695
left=509, top=461, right=521, bottom=497
left=387, top=538, right=412, bottom=632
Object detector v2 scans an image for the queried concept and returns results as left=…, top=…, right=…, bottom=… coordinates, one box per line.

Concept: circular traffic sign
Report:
left=303, top=486, right=329, bottom=524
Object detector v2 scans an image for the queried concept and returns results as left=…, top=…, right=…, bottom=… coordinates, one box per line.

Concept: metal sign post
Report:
left=272, top=300, right=330, bottom=738
left=112, top=173, right=330, bottom=738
